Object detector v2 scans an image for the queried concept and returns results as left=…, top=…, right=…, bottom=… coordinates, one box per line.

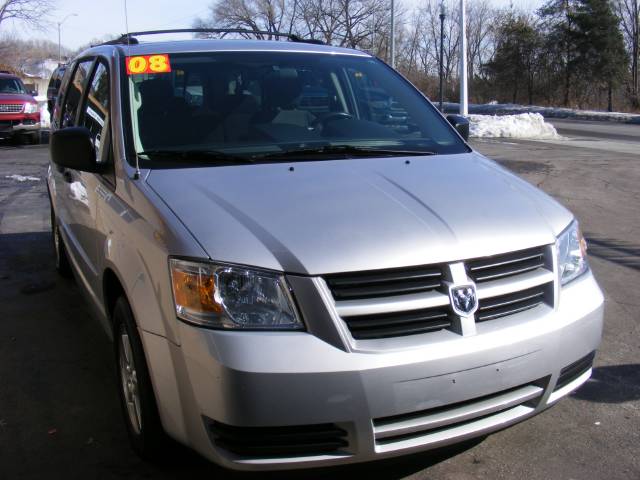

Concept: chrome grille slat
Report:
left=323, top=244, right=554, bottom=339
left=476, top=268, right=553, bottom=299
left=477, top=301, right=542, bottom=322
left=479, top=290, right=544, bottom=310
left=476, top=286, right=547, bottom=322
left=335, top=289, right=450, bottom=318
left=466, top=246, right=547, bottom=283
left=468, top=252, right=544, bottom=271
left=472, top=260, right=544, bottom=282
left=345, top=309, right=451, bottom=339
left=325, top=266, right=443, bottom=300
left=330, top=280, right=442, bottom=300
left=0, top=104, right=24, bottom=113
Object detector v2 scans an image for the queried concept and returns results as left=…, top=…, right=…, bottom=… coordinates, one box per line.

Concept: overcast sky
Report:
left=5, top=0, right=540, bottom=51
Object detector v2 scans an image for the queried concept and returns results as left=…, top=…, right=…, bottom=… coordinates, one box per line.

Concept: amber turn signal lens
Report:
left=171, top=266, right=222, bottom=315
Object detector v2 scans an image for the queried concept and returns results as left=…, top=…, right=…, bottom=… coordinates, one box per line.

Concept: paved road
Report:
left=0, top=138, right=638, bottom=479
left=547, top=118, right=640, bottom=143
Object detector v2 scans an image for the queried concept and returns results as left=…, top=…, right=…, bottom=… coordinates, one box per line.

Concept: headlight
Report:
left=169, top=258, right=303, bottom=330
left=24, top=102, right=38, bottom=114
left=557, top=220, right=589, bottom=285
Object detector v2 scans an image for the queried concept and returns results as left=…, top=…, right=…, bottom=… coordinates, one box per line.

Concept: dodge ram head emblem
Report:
left=449, top=285, right=478, bottom=316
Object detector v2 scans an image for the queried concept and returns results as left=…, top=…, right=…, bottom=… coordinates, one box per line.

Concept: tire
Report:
left=113, top=296, right=171, bottom=460
left=50, top=205, right=72, bottom=277
left=29, top=131, right=42, bottom=145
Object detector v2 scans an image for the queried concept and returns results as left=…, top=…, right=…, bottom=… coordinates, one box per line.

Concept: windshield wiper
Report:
left=137, top=149, right=255, bottom=164
left=254, top=145, right=436, bottom=160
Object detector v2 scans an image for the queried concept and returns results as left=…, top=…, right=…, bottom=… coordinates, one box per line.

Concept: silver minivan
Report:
left=47, top=30, right=604, bottom=471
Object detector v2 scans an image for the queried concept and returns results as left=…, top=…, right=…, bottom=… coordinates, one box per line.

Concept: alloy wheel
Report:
left=119, top=326, right=142, bottom=435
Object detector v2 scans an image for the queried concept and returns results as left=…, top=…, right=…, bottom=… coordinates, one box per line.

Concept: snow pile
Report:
left=34, top=95, right=50, bottom=128
left=5, top=174, right=40, bottom=182
left=469, top=113, right=561, bottom=139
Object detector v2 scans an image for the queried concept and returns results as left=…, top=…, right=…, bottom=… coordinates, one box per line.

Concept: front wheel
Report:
left=113, top=296, right=171, bottom=460
left=29, top=131, right=42, bottom=145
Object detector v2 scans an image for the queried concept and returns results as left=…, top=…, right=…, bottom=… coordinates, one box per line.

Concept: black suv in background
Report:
left=47, top=64, right=67, bottom=115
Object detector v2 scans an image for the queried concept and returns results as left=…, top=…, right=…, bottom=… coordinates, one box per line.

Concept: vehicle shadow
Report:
left=0, top=129, right=49, bottom=149
left=156, top=437, right=484, bottom=480
left=585, top=236, right=640, bottom=272
left=571, top=364, right=640, bottom=404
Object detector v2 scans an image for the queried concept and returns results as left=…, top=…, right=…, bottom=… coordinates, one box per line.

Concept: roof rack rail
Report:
left=99, top=28, right=325, bottom=46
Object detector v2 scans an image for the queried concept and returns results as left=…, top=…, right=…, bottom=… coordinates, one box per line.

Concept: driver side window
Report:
left=61, top=60, right=93, bottom=128
left=82, top=62, right=109, bottom=157
left=80, top=61, right=114, bottom=185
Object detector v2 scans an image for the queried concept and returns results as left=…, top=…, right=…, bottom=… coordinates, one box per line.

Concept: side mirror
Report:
left=446, top=114, right=470, bottom=141
left=50, top=127, right=103, bottom=173
left=29, top=90, right=38, bottom=96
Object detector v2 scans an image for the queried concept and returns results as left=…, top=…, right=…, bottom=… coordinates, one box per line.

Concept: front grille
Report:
left=0, top=104, right=23, bottom=113
left=209, top=421, right=348, bottom=457
left=554, top=351, right=595, bottom=391
left=466, top=246, right=546, bottom=283
left=324, top=244, right=554, bottom=341
left=325, top=265, right=443, bottom=300
left=372, top=380, right=545, bottom=452
left=344, top=308, right=451, bottom=339
left=477, top=285, right=546, bottom=322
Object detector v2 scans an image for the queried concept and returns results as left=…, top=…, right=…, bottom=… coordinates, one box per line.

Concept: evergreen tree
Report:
left=485, top=15, right=542, bottom=104
left=571, top=0, right=628, bottom=110
left=539, top=0, right=581, bottom=106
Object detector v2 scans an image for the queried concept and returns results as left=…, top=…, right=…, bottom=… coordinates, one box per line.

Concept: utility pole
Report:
left=439, top=1, right=445, bottom=111
left=57, top=13, right=78, bottom=63
left=390, top=0, right=396, bottom=68
left=459, top=0, right=468, bottom=115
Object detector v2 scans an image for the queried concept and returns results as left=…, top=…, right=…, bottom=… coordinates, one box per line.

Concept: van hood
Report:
left=147, top=152, right=572, bottom=275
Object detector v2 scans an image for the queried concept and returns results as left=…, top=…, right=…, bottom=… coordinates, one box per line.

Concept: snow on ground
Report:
left=444, top=102, right=640, bottom=124
left=5, top=175, right=41, bottom=182
left=34, top=95, right=51, bottom=128
left=469, top=113, right=561, bottom=139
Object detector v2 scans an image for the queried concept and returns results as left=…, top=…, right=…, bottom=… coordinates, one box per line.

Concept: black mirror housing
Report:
left=50, top=127, right=103, bottom=173
left=446, top=114, right=470, bottom=141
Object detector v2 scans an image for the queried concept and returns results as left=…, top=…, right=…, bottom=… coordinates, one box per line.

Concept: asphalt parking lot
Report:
left=0, top=128, right=639, bottom=479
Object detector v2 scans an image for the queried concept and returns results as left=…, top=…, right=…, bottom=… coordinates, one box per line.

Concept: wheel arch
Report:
left=103, top=267, right=127, bottom=330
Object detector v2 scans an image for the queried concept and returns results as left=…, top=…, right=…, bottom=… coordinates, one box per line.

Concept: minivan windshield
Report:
left=125, top=51, right=468, bottom=164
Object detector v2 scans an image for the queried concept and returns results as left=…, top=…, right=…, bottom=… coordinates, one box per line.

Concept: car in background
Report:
left=47, top=64, right=67, bottom=116
left=0, top=71, right=41, bottom=144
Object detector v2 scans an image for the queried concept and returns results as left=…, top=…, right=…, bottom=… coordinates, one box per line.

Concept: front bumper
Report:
left=0, top=115, right=41, bottom=137
left=145, top=271, right=603, bottom=471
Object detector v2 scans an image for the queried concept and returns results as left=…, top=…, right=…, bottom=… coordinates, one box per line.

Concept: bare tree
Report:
left=466, top=0, right=498, bottom=80
left=414, top=0, right=461, bottom=83
left=297, top=0, right=344, bottom=44
left=0, top=0, right=55, bottom=31
left=194, top=0, right=291, bottom=39
left=615, top=0, right=639, bottom=106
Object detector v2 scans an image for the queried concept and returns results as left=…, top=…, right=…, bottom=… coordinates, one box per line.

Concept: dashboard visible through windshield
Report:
left=124, top=51, right=468, bottom=165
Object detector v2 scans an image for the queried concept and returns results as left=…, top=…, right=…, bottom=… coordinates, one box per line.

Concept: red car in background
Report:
left=0, top=71, right=41, bottom=144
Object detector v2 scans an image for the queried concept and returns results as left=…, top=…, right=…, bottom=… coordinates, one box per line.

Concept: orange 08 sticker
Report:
left=126, top=54, right=172, bottom=75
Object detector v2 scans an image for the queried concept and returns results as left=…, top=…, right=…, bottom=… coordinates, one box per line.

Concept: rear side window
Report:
left=61, top=60, right=93, bottom=128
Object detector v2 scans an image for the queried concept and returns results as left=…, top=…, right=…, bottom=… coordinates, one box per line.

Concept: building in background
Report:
left=18, top=58, right=60, bottom=96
